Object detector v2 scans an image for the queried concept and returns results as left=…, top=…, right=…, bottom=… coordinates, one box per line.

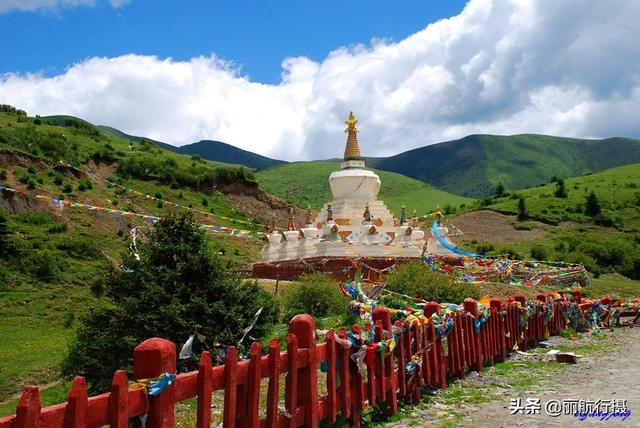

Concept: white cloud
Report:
left=1, top=0, right=639, bottom=160
left=0, top=0, right=128, bottom=13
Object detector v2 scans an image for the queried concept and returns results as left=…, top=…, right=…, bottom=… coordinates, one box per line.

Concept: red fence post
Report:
left=15, top=386, right=40, bottom=428
left=463, top=298, right=482, bottom=372
left=133, top=338, right=176, bottom=428
left=223, top=347, right=239, bottom=428
left=289, top=314, right=319, bottom=427
left=514, top=295, right=528, bottom=351
left=64, top=376, right=88, bottom=427
left=196, top=351, right=213, bottom=428
left=373, top=306, right=398, bottom=415
left=490, top=299, right=506, bottom=362
left=110, top=371, right=129, bottom=428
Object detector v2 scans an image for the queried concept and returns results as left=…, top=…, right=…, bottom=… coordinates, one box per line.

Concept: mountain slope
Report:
left=176, top=140, right=286, bottom=170
left=98, top=125, right=286, bottom=170
left=256, top=161, right=472, bottom=216
left=373, top=134, right=640, bottom=198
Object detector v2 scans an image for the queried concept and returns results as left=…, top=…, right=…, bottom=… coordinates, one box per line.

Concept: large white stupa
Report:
left=253, top=112, right=456, bottom=279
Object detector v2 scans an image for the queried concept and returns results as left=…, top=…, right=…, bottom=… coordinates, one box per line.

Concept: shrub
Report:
left=593, top=213, right=614, bottom=227
left=282, top=274, right=346, bottom=318
left=23, top=248, right=61, bottom=281
left=385, top=262, right=481, bottom=304
left=90, top=277, right=105, bottom=297
left=565, top=251, right=600, bottom=277
left=47, top=223, right=68, bottom=234
left=530, top=245, right=548, bottom=261
left=62, top=183, right=73, bottom=193
left=77, top=179, right=92, bottom=191
left=15, top=211, right=51, bottom=225
left=475, top=242, right=495, bottom=254
left=57, top=237, right=101, bottom=260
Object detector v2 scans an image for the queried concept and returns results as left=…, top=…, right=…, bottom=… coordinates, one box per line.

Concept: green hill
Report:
left=483, top=163, right=640, bottom=231
left=98, top=125, right=286, bottom=170
left=175, top=140, right=286, bottom=170
left=0, top=106, right=268, bottom=409
left=256, top=161, right=472, bottom=216
left=373, top=134, right=640, bottom=198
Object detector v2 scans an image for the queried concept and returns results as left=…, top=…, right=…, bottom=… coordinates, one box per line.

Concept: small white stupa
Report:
left=259, top=112, right=429, bottom=265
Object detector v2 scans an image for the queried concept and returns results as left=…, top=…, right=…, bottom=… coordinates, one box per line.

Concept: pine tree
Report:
left=554, top=178, right=568, bottom=198
left=63, top=212, right=278, bottom=391
left=585, top=191, right=601, bottom=216
left=517, top=196, right=527, bottom=220
left=495, top=182, right=505, bottom=198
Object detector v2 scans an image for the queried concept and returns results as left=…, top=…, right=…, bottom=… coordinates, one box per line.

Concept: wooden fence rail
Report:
left=0, top=291, right=609, bottom=427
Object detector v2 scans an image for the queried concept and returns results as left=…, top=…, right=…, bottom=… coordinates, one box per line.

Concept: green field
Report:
left=257, top=161, right=472, bottom=215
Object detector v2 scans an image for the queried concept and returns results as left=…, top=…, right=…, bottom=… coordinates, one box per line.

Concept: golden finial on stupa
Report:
left=305, top=205, right=314, bottom=225
left=343, top=111, right=362, bottom=160
left=344, top=111, right=358, bottom=134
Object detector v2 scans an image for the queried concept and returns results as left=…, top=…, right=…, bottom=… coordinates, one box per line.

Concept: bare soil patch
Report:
left=451, top=210, right=548, bottom=244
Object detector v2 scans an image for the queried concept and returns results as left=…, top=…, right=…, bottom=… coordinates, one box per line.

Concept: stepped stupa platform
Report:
left=252, top=112, right=456, bottom=281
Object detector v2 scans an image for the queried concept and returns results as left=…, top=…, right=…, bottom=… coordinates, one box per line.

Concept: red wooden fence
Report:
left=0, top=292, right=609, bottom=427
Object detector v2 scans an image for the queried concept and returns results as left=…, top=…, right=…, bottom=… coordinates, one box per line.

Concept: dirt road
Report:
left=387, top=327, right=640, bottom=427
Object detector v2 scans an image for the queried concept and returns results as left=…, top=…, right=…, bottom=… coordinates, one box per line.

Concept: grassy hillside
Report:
left=97, top=124, right=286, bottom=170
left=0, top=106, right=267, bottom=410
left=450, top=164, right=640, bottom=281
left=256, top=161, right=472, bottom=215
left=374, top=134, right=640, bottom=198
left=486, top=163, right=640, bottom=231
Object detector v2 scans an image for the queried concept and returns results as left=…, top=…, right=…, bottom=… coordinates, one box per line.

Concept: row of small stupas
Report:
left=256, top=112, right=456, bottom=270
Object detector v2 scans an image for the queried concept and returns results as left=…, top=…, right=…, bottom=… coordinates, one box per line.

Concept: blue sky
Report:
left=1, top=0, right=467, bottom=84
left=1, top=0, right=639, bottom=160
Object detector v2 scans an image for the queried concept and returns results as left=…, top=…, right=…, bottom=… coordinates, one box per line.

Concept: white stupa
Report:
left=259, top=112, right=435, bottom=264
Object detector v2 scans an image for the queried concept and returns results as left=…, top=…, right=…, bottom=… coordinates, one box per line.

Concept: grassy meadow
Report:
left=257, top=161, right=472, bottom=215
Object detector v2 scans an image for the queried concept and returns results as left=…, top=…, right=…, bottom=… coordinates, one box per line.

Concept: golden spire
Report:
left=343, top=111, right=362, bottom=160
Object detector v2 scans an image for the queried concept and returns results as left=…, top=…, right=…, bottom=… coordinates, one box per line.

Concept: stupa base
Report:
left=252, top=256, right=422, bottom=282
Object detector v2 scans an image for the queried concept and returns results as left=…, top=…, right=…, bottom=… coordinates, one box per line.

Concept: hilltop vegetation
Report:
left=371, top=134, right=640, bottom=198
left=452, top=164, right=640, bottom=280
left=257, top=161, right=471, bottom=215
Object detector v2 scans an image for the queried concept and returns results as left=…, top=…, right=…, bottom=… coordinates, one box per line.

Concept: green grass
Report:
left=484, top=163, right=640, bottom=231
left=0, top=108, right=266, bottom=414
left=257, top=161, right=472, bottom=215
left=372, top=134, right=640, bottom=197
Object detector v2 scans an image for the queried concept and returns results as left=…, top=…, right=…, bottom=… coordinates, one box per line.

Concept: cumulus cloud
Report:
left=0, top=0, right=129, bottom=13
left=1, top=0, right=639, bottom=160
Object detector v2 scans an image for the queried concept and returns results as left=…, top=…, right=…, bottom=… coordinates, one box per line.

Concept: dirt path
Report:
left=387, top=327, right=640, bottom=427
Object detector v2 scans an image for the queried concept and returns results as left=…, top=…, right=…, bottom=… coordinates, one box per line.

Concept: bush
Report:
left=282, top=274, right=346, bottom=318
left=565, top=251, right=600, bottom=277
left=530, top=245, right=548, bottom=261
left=15, top=211, right=51, bottom=225
left=23, top=248, right=61, bottom=281
left=62, top=212, right=278, bottom=391
left=593, top=213, right=614, bottom=227
left=57, top=237, right=101, bottom=260
left=385, top=262, right=481, bottom=304
left=47, top=223, right=68, bottom=234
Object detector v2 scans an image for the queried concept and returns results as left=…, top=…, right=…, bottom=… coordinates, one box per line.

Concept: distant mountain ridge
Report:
left=52, top=117, right=640, bottom=197
left=368, top=134, right=640, bottom=197
left=176, top=140, right=287, bottom=170
left=97, top=125, right=286, bottom=170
